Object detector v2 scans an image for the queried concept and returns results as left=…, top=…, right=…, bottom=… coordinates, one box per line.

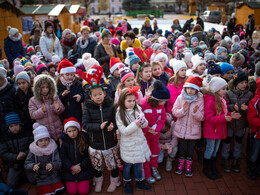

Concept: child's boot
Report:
left=94, top=176, right=103, bottom=192
left=222, top=158, right=231, bottom=173
left=232, top=159, right=240, bottom=173
left=203, top=158, right=216, bottom=180
left=107, top=176, right=121, bottom=192
left=145, top=177, right=156, bottom=184
left=211, top=157, right=222, bottom=178
left=124, top=181, right=132, bottom=195
left=151, top=166, right=161, bottom=180
left=136, top=180, right=152, bottom=191
left=185, top=158, right=193, bottom=177
left=175, top=157, right=185, bottom=174
left=165, top=157, right=173, bottom=172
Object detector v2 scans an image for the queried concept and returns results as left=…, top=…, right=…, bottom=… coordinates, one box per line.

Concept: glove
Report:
left=136, top=112, right=145, bottom=126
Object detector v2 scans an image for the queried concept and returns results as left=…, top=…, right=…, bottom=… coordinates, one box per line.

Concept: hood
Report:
left=85, top=97, right=113, bottom=109
left=191, top=31, right=203, bottom=39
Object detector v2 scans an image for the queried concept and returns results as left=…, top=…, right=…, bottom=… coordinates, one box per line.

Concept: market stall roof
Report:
left=237, top=2, right=260, bottom=9
left=34, top=5, right=56, bottom=14
left=68, top=5, right=80, bottom=14
left=49, top=4, right=69, bottom=16
left=0, top=0, right=24, bottom=15
left=20, top=5, right=39, bottom=14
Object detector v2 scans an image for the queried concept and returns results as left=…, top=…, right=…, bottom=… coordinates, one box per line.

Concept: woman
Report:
left=29, top=27, right=41, bottom=47
left=60, top=29, right=77, bottom=58
left=190, top=24, right=209, bottom=47
left=94, top=29, right=117, bottom=78
left=141, top=17, right=153, bottom=36
left=4, top=26, right=25, bottom=67
left=76, top=26, right=97, bottom=56
left=39, top=21, right=63, bottom=61
left=171, top=19, right=182, bottom=33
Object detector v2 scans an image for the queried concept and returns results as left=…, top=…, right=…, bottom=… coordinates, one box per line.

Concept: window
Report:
left=112, top=7, right=114, bottom=13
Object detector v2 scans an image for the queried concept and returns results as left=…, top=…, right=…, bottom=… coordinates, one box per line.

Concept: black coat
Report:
left=182, top=19, right=193, bottom=33
left=94, top=43, right=117, bottom=78
left=57, top=78, right=84, bottom=123
left=14, top=87, right=34, bottom=133
left=60, top=132, right=93, bottom=182
left=0, top=79, right=16, bottom=137
left=76, top=37, right=97, bottom=57
left=82, top=97, right=117, bottom=150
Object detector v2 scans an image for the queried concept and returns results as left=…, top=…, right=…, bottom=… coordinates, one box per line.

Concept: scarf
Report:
left=29, top=139, right=57, bottom=156
left=61, top=36, right=77, bottom=47
left=0, top=78, right=8, bottom=91
left=9, top=35, right=19, bottom=42
left=60, top=76, right=75, bottom=90
left=220, top=97, right=228, bottom=115
left=216, top=55, right=227, bottom=63
left=181, top=89, right=198, bottom=103
left=101, top=40, right=115, bottom=58
left=78, top=37, right=89, bottom=49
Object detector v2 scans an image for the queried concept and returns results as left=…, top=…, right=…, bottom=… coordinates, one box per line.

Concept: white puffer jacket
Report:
left=116, top=105, right=151, bottom=164
left=39, top=32, right=63, bottom=60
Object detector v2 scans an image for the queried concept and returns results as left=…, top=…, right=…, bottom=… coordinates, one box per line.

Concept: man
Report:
left=196, top=17, right=204, bottom=30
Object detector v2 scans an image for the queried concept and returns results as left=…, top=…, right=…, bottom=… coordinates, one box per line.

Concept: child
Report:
left=151, top=61, right=169, bottom=86
left=81, top=66, right=122, bottom=193
left=14, top=71, right=34, bottom=134
left=60, top=117, right=93, bottom=195
left=116, top=87, right=152, bottom=194
left=0, top=112, right=34, bottom=188
left=114, top=65, right=143, bottom=104
left=52, top=54, right=61, bottom=68
left=25, top=66, right=37, bottom=85
left=215, top=46, right=229, bottom=63
left=158, top=37, right=173, bottom=59
left=203, top=77, right=241, bottom=180
left=36, top=64, right=49, bottom=75
left=207, top=62, right=222, bottom=77
left=182, top=51, right=193, bottom=69
left=247, top=77, right=260, bottom=180
left=174, top=39, right=186, bottom=60
left=172, top=76, right=204, bottom=176
left=56, top=59, right=84, bottom=123
left=167, top=60, right=187, bottom=114
left=187, top=55, right=206, bottom=77
left=220, top=62, right=235, bottom=83
left=154, top=52, right=174, bottom=78
left=108, top=57, right=122, bottom=100
left=190, top=37, right=199, bottom=49
left=204, top=51, right=216, bottom=64
left=232, top=35, right=240, bottom=43
left=46, top=62, right=56, bottom=79
left=24, top=123, right=64, bottom=195
left=141, top=80, right=170, bottom=183
left=129, top=54, right=140, bottom=76
left=29, top=74, right=65, bottom=141
left=222, top=72, right=253, bottom=173
left=150, top=43, right=162, bottom=61
left=136, top=63, right=154, bottom=97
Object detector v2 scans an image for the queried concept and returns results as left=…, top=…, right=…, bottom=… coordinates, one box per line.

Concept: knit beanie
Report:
left=33, top=123, right=50, bottom=142
left=165, top=30, right=173, bottom=38
left=232, top=71, right=248, bottom=87
left=31, top=55, right=40, bottom=66
left=184, top=76, right=203, bottom=91
left=193, top=47, right=203, bottom=57
left=170, top=59, right=187, bottom=74
left=110, top=57, right=123, bottom=73
left=191, top=55, right=206, bottom=70
left=231, top=42, right=241, bottom=53
left=239, top=49, right=249, bottom=63
left=191, top=37, right=199, bottom=45
left=158, top=37, right=168, bottom=45
left=232, top=35, right=240, bottom=43
left=175, top=40, right=186, bottom=51
left=230, top=53, right=245, bottom=67
left=145, top=17, right=150, bottom=23
left=199, top=41, right=207, bottom=50
left=182, top=52, right=193, bottom=63
left=220, top=63, right=234, bottom=75
left=209, top=39, right=218, bottom=48
left=5, top=112, right=23, bottom=128
left=147, top=34, right=153, bottom=39
left=27, top=46, right=35, bottom=54
left=142, top=39, right=152, bottom=48
left=209, top=77, right=227, bottom=93
left=0, top=59, right=9, bottom=70
left=154, top=53, right=168, bottom=62
left=62, top=28, right=72, bottom=38
left=119, top=64, right=134, bottom=83
left=15, top=71, right=30, bottom=83
left=14, top=64, right=24, bottom=76
left=151, top=43, right=161, bottom=51
left=215, top=46, right=227, bottom=56
left=129, top=54, right=140, bottom=66
left=44, top=21, right=53, bottom=31
left=224, top=36, right=232, bottom=43
left=207, top=61, right=222, bottom=75
left=36, top=64, right=49, bottom=74
left=24, top=61, right=33, bottom=68
left=7, top=26, right=18, bottom=36
left=156, top=29, right=163, bottom=36
left=111, top=38, right=120, bottom=45
left=20, top=58, right=30, bottom=66
left=64, top=117, right=81, bottom=133
left=82, top=53, right=99, bottom=72
left=101, top=28, right=111, bottom=39
left=204, top=50, right=216, bottom=62
left=138, top=36, right=146, bottom=44
left=214, top=34, right=222, bottom=41
left=254, top=61, right=260, bottom=81
left=152, top=80, right=170, bottom=101
left=52, top=55, right=61, bottom=64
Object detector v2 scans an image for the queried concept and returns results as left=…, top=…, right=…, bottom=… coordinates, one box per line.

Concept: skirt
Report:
left=38, top=181, right=64, bottom=195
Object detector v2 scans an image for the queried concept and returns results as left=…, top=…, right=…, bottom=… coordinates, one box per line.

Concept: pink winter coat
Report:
left=203, top=93, right=230, bottom=140
left=141, top=98, right=167, bottom=134
left=166, top=81, right=184, bottom=114
left=172, top=93, right=204, bottom=140
left=159, top=124, right=178, bottom=148
left=29, top=95, right=65, bottom=141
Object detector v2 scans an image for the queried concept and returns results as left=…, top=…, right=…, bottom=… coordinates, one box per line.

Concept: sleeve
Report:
left=76, top=82, right=84, bottom=103
left=57, top=86, right=67, bottom=102
left=247, top=99, right=260, bottom=129
left=116, top=111, right=138, bottom=136
left=28, top=98, right=46, bottom=120
left=94, top=45, right=110, bottom=65
left=39, top=37, right=52, bottom=60
left=60, top=141, right=73, bottom=169
left=172, top=96, right=187, bottom=118
left=154, top=106, right=167, bottom=133
left=52, top=96, right=65, bottom=115
left=80, top=146, right=92, bottom=170
left=51, top=149, right=62, bottom=171
left=226, top=93, right=235, bottom=112
left=4, top=39, right=14, bottom=63
left=24, top=151, right=35, bottom=172
left=192, top=99, right=204, bottom=122
left=204, top=99, right=226, bottom=125
left=0, top=142, right=18, bottom=162
left=82, top=102, right=101, bottom=133
left=57, top=38, right=63, bottom=59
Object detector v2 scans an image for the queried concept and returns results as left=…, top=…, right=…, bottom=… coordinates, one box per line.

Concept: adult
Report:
left=71, top=18, right=81, bottom=34
left=246, top=14, right=255, bottom=39
left=227, top=18, right=236, bottom=37
left=94, top=29, right=117, bottom=78
left=141, top=17, right=153, bottom=36
left=182, top=18, right=193, bottom=33
left=53, top=16, right=60, bottom=35
left=190, top=24, right=209, bottom=47
left=171, top=19, right=182, bottom=33
left=60, top=29, right=77, bottom=58
left=29, top=28, right=41, bottom=47
left=124, top=18, right=132, bottom=31
left=196, top=17, right=204, bottom=30
left=75, top=26, right=97, bottom=56
left=30, top=20, right=43, bottom=36
left=83, top=16, right=90, bottom=26
left=4, top=26, right=25, bottom=67
left=39, top=21, right=63, bottom=61
left=107, top=19, right=115, bottom=29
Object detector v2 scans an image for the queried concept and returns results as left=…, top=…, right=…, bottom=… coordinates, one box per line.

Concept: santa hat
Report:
left=32, top=123, right=50, bottom=142
left=64, top=117, right=81, bottom=133
left=191, top=55, right=206, bottom=70
left=184, top=76, right=203, bottom=91
left=119, top=64, right=134, bottom=83
left=154, top=52, right=168, bottom=62
left=57, top=59, right=76, bottom=75
left=110, top=57, right=123, bottom=73
left=78, top=64, right=103, bottom=86
left=52, top=55, right=61, bottom=64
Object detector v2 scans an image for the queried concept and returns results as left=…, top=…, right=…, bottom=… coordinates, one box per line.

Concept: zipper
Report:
left=184, top=104, right=190, bottom=139
left=74, top=139, right=77, bottom=162
left=100, top=106, right=106, bottom=150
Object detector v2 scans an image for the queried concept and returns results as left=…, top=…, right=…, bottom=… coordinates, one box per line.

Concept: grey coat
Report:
left=24, top=149, right=61, bottom=187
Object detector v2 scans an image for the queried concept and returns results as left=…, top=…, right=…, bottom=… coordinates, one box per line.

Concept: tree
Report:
left=80, top=0, right=96, bottom=11
left=98, top=0, right=108, bottom=11
left=122, top=0, right=151, bottom=11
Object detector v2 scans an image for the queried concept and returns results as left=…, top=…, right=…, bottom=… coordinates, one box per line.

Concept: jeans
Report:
left=158, top=147, right=178, bottom=163
left=204, top=139, right=221, bottom=159
left=248, top=137, right=260, bottom=163
left=123, top=162, right=143, bottom=182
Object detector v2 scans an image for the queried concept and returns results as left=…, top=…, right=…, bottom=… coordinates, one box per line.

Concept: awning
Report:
left=49, top=4, right=69, bottom=16
left=69, top=5, right=80, bottom=14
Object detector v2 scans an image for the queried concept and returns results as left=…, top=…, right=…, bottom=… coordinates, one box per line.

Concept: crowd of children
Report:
left=0, top=16, right=260, bottom=195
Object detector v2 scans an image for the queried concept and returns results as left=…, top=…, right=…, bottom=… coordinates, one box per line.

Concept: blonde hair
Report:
left=151, top=61, right=163, bottom=70
left=80, top=26, right=90, bottom=33
left=168, top=74, right=188, bottom=88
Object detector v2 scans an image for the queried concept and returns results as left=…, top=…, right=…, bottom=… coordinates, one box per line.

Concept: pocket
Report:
left=191, top=124, right=201, bottom=136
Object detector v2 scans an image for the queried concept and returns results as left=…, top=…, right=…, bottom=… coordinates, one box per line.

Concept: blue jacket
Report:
left=4, top=37, right=25, bottom=66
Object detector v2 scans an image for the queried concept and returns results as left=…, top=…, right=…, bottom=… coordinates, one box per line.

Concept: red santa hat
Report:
left=184, top=76, right=203, bottom=91
left=110, top=57, right=123, bottom=74
left=64, top=117, right=81, bottom=133
left=56, top=59, right=76, bottom=75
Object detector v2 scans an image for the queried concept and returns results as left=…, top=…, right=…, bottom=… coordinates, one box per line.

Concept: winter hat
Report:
left=52, top=55, right=61, bottom=64
left=154, top=53, right=168, bottom=62
left=62, top=28, right=72, bottom=37
left=220, top=63, right=234, bottom=75
left=129, top=54, right=140, bottom=66
left=145, top=17, right=150, bottom=23
left=207, top=61, right=222, bottom=75
left=15, top=71, right=30, bottom=83
left=33, top=123, right=50, bottom=142
left=191, top=55, right=206, bottom=70
left=209, top=39, right=218, bottom=48
left=204, top=51, right=216, bottom=62
left=0, top=67, right=7, bottom=78
left=156, top=29, right=163, bottom=36
left=14, top=64, right=24, bottom=76
left=57, top=58, right=76, bottom=75
left=184, top=76, right=203, bottom=91
left=101, top=28, right=111, bottom=39
left=82, top=53, right=99, bottom=72
left=20, top=58, right=30, bottom=66
left=119, top=64, right=135, bottom=83
left=182, top=52, right=193, bottom=63
left=151, top=43, right=161, bottom=51
left=151, top=80, right=170, bottom=101
left=199, top=41, right=207, bottom=50
left=44, top=21, right=53, bottom=31
left=5, top=112, right=23, bottom=128
left=31, top=55, right=40, bottom=66
left=175, top=40, right=185, bottom=50
left=158, top=37, right=168, bottom=45
left=165, top=30, right=173, bottom=38
left=230, top=53, right=245, bottom=67
left=147, top=34, right=153, bottom=39
left=224, top=36, right=232, bottom=43
left=254, top=61, right=260, bottom=81
left=240, top=40, right=247, bottom=48
left=7, top=26, right=18, bottom=36
left=193, top=47, right=203, bottom=57
left=111, top=38, right=120, bottom=45
left=47, top=62, right=56, bottom=70
left=36, top=64, right=48, bottom=74
left=64, top=117, right=81, bottom=133
left=0, top=59, right=9, bottom=70
left=239, top=49, right=249, bottom=63
left=231, top=42, right=241, bottom=53
left=26, top=46, right=35, bottom=54
left=232, top=71, right=248, bottom=87
left=125, top=47, right=134, bottom=58
left=110, top=57, right=123, bottom=73
left=209, top=77, right=227, bottom=93
left=191, top=37, right=199, bottom=45
left=215, top=46, right=227, bottom=56
left=138, top=36, right=146, bottom=44
left=232, top=35, right=240, bottom=43
left=142, top=39, right=152, bottom=48
left=170, top=59, right=187, bottom=74
left=24, top=61, right=33, bottom=67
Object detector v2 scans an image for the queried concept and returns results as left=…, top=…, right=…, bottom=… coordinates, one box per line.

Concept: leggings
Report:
left=179, top=138, right=197, bottom=160
left=66, top=180, right=89, bottom=195
left=95, top=167, right=119, bottom=178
